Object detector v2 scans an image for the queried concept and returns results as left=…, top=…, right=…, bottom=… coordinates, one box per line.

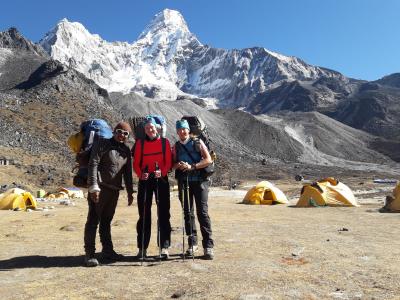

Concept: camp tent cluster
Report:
left=44, top=187, right=84, bottom=199
left=243, top=178, right=359, bottom=207
left=0, top=187, right=85, bottom=211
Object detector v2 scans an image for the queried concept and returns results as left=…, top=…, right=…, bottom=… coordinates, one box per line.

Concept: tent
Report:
left=0, top=188, right=37, bottom=210
left=380, top=182, right=400, bottom=212
left=60, top=187, right=84, bottom=198
left=296, top=177, right=358, bottom=207
left=44, top=187, right=84, bottom=199
left=243, top=181, right=288, bottom=205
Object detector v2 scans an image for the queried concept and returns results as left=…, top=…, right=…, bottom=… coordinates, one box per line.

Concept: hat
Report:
left=143, top=116, right=157, bottom=126
left=176, top=119, right=190, bottom=130
left=114, top=121, right=132, bottom=133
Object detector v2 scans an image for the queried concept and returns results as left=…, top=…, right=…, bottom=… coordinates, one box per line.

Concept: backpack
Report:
left=68, top=119, right=113, bottom=188
left=130, top=115, right=167, bottom=172
left=177, top=116, right=216, bottom=179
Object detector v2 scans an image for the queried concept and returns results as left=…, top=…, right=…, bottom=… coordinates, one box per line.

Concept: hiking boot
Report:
left=137, top=248, right=147, bottom=260
left=160, top=248, right=169, bottom=259
left=84, top=255, right=99, bottom=267
left=203, top=248, right=214, bottom=260
left=185, top=245, right=199, bottom=257
left=101, top=250, right=125, bottom=261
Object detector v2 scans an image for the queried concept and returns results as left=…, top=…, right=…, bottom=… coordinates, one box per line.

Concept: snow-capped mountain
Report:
left=39, top=8, right=347, bottom=106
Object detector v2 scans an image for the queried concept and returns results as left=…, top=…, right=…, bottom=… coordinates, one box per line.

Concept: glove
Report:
left=140, top=172, right=149, bottom=180
left=154, top=169, right=162, bottom=178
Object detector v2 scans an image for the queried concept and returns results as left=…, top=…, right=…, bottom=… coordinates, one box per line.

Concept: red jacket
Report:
left=133, top=137, right=172, bottom=178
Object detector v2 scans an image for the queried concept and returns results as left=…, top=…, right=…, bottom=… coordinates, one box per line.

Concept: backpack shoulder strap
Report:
left=161, top=137, right=166, bottom=166
left=139, top=139, right=145, bottom=170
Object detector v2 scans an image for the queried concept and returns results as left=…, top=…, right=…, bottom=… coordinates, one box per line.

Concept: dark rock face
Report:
left=375, top=73, right=400, bottom=88
left=0, top=27, right=48, bottom=57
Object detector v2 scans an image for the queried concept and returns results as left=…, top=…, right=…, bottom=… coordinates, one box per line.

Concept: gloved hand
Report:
left=140, top=172, right=149, bottom=180
left=154, top=169, right=162, bottom=178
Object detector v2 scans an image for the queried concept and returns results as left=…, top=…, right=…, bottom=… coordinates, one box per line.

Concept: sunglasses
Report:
left=115, top=128, right=129, bottom=137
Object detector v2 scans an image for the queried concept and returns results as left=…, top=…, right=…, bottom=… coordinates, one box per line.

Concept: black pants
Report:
left=136, top=177, right=171, bottom=250
left=84, top=187, right=119, bottom=256
left=178, top=179, right=214, bottom=249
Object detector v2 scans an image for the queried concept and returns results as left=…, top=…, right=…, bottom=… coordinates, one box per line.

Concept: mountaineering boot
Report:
left=137, top=248, right=147, bottom=260
left=185, top=245, right=199, bottom=257
left=101, top=250, right=125, bottom=261
left=160, top=248, right=169, bottom=259
left=203, top=248, right=214, bottom=260
left=84, top=255, right=99, bottom=267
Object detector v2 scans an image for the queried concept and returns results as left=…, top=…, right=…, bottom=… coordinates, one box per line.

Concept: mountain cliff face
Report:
left=0, top=28, right=48, bottom=90
left=39, top=9, right=345, bottom=107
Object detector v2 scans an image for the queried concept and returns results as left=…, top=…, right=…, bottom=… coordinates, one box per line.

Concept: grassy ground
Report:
left=0, top=179, right=399, bottom=299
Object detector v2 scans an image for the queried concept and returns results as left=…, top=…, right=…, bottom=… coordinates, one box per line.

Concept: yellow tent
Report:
left=0, top=188, right=37, bottom=210
left=243, top=181, right=288, bottom=205
left=296, top=177, right=358, bottom=207
left=380, top=182, right=400, bottom=212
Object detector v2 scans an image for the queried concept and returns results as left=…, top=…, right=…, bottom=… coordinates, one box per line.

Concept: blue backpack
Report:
left=73, top=119, right=113, bottom=188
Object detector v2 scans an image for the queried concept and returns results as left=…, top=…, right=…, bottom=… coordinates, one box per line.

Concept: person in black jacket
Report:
left=84, top=121, right=134, bottom=267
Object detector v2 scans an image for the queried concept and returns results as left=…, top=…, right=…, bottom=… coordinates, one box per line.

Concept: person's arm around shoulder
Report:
left=164, top=138, right=173, bottom=175
left=172, top=142, right=180, bottom=170
left=132, top=139, right=142, bottom=178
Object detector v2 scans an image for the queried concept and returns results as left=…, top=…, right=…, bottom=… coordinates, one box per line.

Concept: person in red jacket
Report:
left=133, top=117, right=172, bottom=259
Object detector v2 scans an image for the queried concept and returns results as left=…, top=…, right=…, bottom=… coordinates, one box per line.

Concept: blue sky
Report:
left=1, top=0, right=399, bottom=81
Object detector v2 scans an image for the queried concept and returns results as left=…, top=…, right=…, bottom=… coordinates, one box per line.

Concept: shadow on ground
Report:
left=0, top=255, right=84, bottom=270
left=0, top=254, right=204, bottom=270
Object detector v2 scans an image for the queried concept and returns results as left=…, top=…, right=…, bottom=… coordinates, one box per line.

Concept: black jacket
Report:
left=88, top=137, right=133, bottom=194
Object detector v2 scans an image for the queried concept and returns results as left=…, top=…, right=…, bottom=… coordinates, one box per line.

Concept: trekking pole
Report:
left=178, top=178, right=185, bottom=262
left=155, top=162, right=162, bottom=263
left=140, top=165, right=148, bottom=266
left=185, top=173, right=195, bottom=262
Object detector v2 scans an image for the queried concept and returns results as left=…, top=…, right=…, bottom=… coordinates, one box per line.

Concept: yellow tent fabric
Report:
left=0, top=188, right=38, bottom=210
left=243, top=181, right=288, bottom=205
left=380, top=182, right=400, bottom=212
left=296, top=177, right=358, bottom=207
left=67, top=131, right=84, bottom=154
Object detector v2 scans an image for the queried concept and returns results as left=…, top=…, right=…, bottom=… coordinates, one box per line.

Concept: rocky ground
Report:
left=0, top=176, right=399, bottom=300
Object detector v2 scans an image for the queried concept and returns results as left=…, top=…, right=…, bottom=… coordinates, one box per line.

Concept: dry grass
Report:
left=0, top=180, right=400, bottom=299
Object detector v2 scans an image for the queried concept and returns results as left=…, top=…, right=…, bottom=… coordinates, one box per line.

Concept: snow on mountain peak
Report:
left=38, top=9, right=345, bottom=104
left=138, top=9, right=190, bottom=39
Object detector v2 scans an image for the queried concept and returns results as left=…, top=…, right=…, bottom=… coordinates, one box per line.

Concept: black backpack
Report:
left=177, top=116, right=216, bottom=179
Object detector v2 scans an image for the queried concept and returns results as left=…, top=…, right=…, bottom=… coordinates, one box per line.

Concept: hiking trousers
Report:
left=84, top=187, right=119, bottom=256
left=179, top=179, right=214, bottom=249
left=136, top=177, right=171, bottom=250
